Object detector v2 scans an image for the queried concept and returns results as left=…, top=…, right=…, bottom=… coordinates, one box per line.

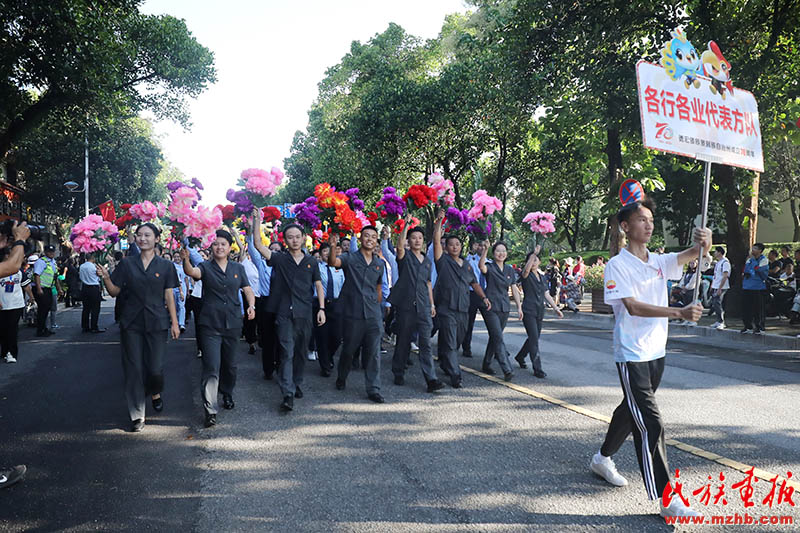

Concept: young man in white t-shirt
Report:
left=589, top=198, right=711, bottom=519
left=710, top=246, right=730, bottom=329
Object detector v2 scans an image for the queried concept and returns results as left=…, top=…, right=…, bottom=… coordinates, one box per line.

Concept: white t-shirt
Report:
left=0, top=270, right=28, bottom=310
left=604, top=248, right=683, bottom=363
left=711, top=257, right=731, bottom=290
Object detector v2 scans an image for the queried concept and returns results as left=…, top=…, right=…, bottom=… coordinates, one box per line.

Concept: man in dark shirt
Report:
left=252, top=216, right=325, bottom=412
left=432, top=210, right=491, bottom=389
left=768, top=250, right=782, bottom=276
left=328, top=226, right=386, bottom=403
left=389, top=215, right=444, bottom=393
left=780, top=245, right=794, bottom=270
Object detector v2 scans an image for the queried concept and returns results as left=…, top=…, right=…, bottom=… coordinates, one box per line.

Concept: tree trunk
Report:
left=603, top=128, right=624, bottom=256
left=715, top=165, right=748, bottom=284
left=791, top=198, right=800, bottom=241
left=746, top=172, right=760, bottom=248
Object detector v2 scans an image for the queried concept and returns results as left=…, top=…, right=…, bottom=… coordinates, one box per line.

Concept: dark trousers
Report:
left=461, top=291, right=481, bottom=356
left=392, top=308, right=437, bottom=383
left=438, top=311, right=467, bottom=386
left=516, top=312, right=544, bottom=372
left=189, top=296, right=203, bottom=354
left=243, top=296, right=260, bottom=344
left=35, top=288, right=53, bottom=334
left=338, top=317, right=382, bottom=394
left=481, top=309, right=513, bottom=374
left=314, top=299, right=342, bottom=372
left=120, top=328, right=167, bottom=421
left=741, top=289, right=766, bottom=331
left=257, top=298, right=279, bottom=378
left=81, top=284, right=101, bottom=330
left=275, top=315, right=312, bottom=397
left=600, top=358, right=669, bottom=500
left=0, top=308, right=23, bottom=357
left=198, top=326, right=238, bottom=415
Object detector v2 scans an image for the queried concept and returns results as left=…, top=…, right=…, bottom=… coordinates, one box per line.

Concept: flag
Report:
left=98, top=200, right=116, bottom=222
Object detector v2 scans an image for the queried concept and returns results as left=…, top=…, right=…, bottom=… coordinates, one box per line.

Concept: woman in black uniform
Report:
left=97, top=223, right=180, bottom=433
left=478, top=241, right=523, bottom=381
left=181, top=230, right=255, bottom=428
left=515, top=251, right=563, bottom=378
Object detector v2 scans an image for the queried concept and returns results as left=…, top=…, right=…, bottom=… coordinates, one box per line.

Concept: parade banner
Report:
left=636, top=60, right=764, bottom=172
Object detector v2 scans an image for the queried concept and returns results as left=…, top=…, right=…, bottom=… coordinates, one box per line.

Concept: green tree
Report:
left=1, top=0, right=216, bottom=182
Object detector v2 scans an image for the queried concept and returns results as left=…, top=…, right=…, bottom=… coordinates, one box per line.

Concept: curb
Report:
left=554, top=311, right=800, bottom=351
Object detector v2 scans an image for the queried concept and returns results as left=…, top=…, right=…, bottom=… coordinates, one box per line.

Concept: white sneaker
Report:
left=710, top=321, right=720, bottom=328
left=307, top=351, right=317, bottom=361
left=660, top=499, right=702, bottom=518
left=685, top=321, right=697, bottom=326
left=715, top=323, right=726, bottom=330
left=410, top=342, right=420, bottom=353
left=590, top=452, right=628, bottom=487
left=4, top=353, right=17, bottom=363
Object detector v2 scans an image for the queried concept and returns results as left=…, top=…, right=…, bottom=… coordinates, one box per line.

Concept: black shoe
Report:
left=130, top=419, right=145, bottom=432
left=462, top=352, right=473, bottom=358
left=740, top=327, right=751, bottom=334
left=321, top=368, right=331, bottom=377
left=753, top=329, right=763, bottom=335
left=335, top=378, right=346, bottom=390
left=0, top=465, right=26, bottom=489
left=503, top=372, right=514, bottom=382
left=394, top=375, right=404, bottom=386
left=451, top=380, right=463, bottom=389
left=515, top=354, right=528, bottom=369
left=180, top=327, right=186, bottom=334
left=367, top=393, right=385, bottom=404
left=280, top=395, right=294, bottom=412
left=533, top=370, right=547, bottom=379
left=294, top=386, right=303, bottom=399
left=204, top=413, right=216, bottom=427
left=90, top=328, right=107, bottom=333
left=248, top=344, right=256, bottom=354
left=427, top=380, right=445, bottom=393
left=222, top=394, right=235, bottom=410
left=152, top=397, right=163, bottom=412
left=482, top=365, right=496, bottom=375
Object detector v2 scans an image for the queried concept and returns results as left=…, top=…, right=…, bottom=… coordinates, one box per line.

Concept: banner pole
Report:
left=692, top=161, right=712, bottom=303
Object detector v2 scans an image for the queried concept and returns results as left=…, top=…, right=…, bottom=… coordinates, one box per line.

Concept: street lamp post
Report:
left=64, top=129, right=89, bottom=216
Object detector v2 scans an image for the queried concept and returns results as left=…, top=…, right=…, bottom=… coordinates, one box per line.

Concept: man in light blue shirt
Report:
left=247, top=232, right=283, bottom=379
left=461, top=240, right=486, bottom=358
left=79, top=254, right=104, bottom=332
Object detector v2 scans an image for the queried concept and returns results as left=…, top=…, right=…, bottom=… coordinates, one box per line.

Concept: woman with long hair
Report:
left=97, top=223, right=181, bottom=432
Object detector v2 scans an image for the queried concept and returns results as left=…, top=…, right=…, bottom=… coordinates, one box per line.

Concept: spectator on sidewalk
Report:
left=768, top=250, right=782, bottom=276
left=741, top=243, right=769, bottom=334
left=0, top=252, right=33, bottom=363
left=32, top=245, right=62, bottom=337
left=669, top=260, right=698, bottom=311
left=780, top=245, right=794, bottom=270
left=710, top=247, right=730, bottom=330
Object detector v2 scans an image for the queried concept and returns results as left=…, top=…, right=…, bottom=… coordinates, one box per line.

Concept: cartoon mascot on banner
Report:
left=701, top=41, right=733, bottom=100
left=660, top=28, right=702, bottom=89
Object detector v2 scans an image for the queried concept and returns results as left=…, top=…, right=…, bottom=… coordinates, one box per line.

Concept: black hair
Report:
left=318, top=243, right=331, bottom=253
left=215, top=229, right=233, bottom=245
left=155, top=244, right=163, bottom=254
left=616, top=197, right=656, bottom=225
left=136, top=222, right=161, bottom=238
left=361, top=225, right=378, bottom=235
left=444, top=234, right=461, bottom=246
left=781, top=245, right=790, bottom=252
left=768, top=249, right=778, bottom=257
left=269, top=241, right=284, bottom=251
left=714, top=246, right=725, bottom=256
left=525, top=250, right=539, bottom=263
left=114, top=251, right=123, bottom=261
left=407, top=227, right=424, bottom=239
left=491, top=241, right=508, bottom=254
left=282, top=223, right=305, bottom=236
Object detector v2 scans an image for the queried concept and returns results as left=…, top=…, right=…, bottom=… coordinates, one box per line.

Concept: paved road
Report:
left=1, top=301, right=798, bottom=531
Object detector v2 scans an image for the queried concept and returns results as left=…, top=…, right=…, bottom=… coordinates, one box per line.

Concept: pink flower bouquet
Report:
left=522, top=211, right=556, bottom=235
left=70, top=214, right=120, bottom=261
left=427, top=172, right=455, bottom=208
left=128, top=201, right=166, bottom=223
left=236, top=167, right=284, bottom=209
left=165, top=181, right=222, bottom=248
left=467, top=190, right=503, bottom=220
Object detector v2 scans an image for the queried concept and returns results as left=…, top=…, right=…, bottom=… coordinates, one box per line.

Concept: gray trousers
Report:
left=711, top=289, right=727, bottom=324
left=437, top=312, right=467, bottom=385
left=392, top=308, right=437, bottom=383
left=480, top=309, right=513, bottom=374
left=198, top=326, right=238, bottom=415
left=516, top=313, right=544, bottom=373
left=338, top=317, right=382, bottom=394
left=121, top=328, right=166, bottom=421
left=275, top=315, right=312, bottom=397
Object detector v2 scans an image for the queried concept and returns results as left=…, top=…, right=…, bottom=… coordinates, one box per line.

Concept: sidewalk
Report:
left=565, top=300, right=800, bottom=352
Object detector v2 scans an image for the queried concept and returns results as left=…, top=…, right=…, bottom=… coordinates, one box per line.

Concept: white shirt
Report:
left=79, top=261, right=100, bottom=286
left=711, top=257, right=731, bottom=290
left=241, top=258, right=260, bottom=298
left=604, top=248, right=683, bottom=363
left=0, top=271, right=27, bottom=309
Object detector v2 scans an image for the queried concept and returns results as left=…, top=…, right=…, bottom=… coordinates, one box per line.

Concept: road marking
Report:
left=460, top=365, right=800, bottom=492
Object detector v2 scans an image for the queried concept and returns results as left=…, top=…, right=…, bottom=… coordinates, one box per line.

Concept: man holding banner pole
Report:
left=590, top=194, right=711, bottom=519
